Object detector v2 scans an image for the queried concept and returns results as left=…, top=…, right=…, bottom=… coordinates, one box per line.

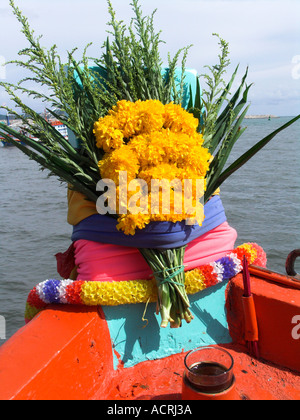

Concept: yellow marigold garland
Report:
left=25, top=243, right=267, bottom=323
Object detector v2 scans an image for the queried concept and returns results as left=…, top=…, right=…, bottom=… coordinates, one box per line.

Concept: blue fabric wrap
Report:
left=71, top=195, right=226, bottom=249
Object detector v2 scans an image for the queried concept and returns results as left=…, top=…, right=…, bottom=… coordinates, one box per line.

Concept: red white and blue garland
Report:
left=25, top=242, right=267, bottom=323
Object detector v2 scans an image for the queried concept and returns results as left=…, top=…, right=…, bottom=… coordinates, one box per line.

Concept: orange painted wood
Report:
left=249, top=265, right=300, bottom=290
left=0, top=306, right=114, bottom=400
left=0, top=269, right=300, bottom=400
left=95, top=344, right=300, bottom=401
left=226, top=272, right=300, bottom=372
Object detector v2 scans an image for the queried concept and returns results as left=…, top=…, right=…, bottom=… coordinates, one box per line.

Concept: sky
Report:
left=0, top=0, right=299, bottom=116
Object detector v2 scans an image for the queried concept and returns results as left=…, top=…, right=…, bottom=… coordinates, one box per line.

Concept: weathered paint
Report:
left=0, top=306, right=114, bottom=400
left=0, top=271, right=299, bottom=400
left=227, top=273, right=300, bottom=372
left=103, top=280, right=232, bottom=369
left=98, top=343, right=300, bottom=401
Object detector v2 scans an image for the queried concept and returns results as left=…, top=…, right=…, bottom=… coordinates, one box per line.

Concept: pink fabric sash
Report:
left=74, top=221, right=237, bottom=282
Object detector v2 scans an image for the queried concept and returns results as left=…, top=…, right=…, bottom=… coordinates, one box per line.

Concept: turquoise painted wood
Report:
left=102, top=281, right=232, bottom=369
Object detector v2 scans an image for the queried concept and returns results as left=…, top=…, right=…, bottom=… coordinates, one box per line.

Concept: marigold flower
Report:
left=94, top=99, right=212, bottom=234
left=98, top=146, right=140, bottom=185
left=117, top=213, right=151, bottom=236
left=94, top=115, right=124, bottom=152
left=163, top=102, right=199, bottom=135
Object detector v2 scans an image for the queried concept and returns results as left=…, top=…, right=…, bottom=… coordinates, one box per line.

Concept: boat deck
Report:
left=99, top=343, right=300, bottom=400
left=0, top=270, right=299, bottom=400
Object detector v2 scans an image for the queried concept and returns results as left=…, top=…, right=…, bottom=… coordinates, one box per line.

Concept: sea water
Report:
left=0, top=117, right=299, bottom=343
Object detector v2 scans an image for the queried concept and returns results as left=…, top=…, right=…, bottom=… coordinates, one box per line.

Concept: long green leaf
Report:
left=216, top=67, right=249, bottom=124
left=0, top=123, right=92, bottom=181
left=205, top=68, right=249, bottom=152
left=205, top=106, right=250, bottom=200
left=206, top=85, right=251, bottom=154
left=187, top=85, right=194, bottom=110
left=205, top=105, right=249, bottom=186
left=215, top=64, right=239, bottom=115
left=0, top=133, right=98, bottom=202
left=208, top=115, right=300, bottom=196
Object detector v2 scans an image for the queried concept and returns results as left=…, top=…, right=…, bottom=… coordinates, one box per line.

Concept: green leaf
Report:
left=214, top=64, right=239, bottom=116
left=207, top=114, right=300, bottom=199
left=205, top=105, right=250, bottom=200
left=205, top=67, right=249, bottom=152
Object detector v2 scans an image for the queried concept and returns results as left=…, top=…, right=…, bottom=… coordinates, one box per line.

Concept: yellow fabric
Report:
left=67, top=188, right=98, bottom=226
left=67, top=186, right=221, bottom=226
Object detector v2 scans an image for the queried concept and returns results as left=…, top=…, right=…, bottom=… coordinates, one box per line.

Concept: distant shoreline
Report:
left=245, top=115, right=280, bottom=119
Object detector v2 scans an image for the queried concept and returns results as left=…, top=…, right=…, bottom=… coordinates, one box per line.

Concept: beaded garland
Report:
left=25, top=243, right=267, bottom=323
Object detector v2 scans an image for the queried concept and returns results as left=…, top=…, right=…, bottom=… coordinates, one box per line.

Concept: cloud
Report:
left=1, top=0, right=299, bottom=115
